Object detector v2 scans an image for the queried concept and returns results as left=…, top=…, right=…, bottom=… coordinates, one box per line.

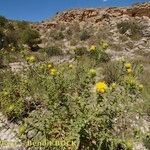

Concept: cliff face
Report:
left=52, top=3, right=150, bottom=23
left=32, top=3, right=150, bottom=35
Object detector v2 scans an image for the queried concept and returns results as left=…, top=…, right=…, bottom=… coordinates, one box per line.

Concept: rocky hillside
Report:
left=31, top=3, right=150, bottom=61
left=0, top=3, right=150, bottom=150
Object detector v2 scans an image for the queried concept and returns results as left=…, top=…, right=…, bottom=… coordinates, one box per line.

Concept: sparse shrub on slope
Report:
left=45, top=46, right=63, bottom=56
left=117, top=20, right=143, bottom=40
left=74, top=47, right=88, bottom=57
left=21, top=28, right=40, bottom=51
left=0, top=16, right=8, bottom=27
left=17, top=20, right=30, bottom=30
left=104, top=59, right=144, bottom=85
left=80, top=30, right=91, bottom=41
left=89, top=40, right=110, bottom=64
left=49, top=29, right=64, bottom=40
left=143, top=133, right=150, bottom=150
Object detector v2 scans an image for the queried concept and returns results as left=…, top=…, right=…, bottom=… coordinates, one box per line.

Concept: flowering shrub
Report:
left=89, top=41, right=110, bottom=63
left=0, top=54, right=145, bottom=150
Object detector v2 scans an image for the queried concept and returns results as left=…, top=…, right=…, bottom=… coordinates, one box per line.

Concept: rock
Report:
left=27, top=130, right=37, bottom=139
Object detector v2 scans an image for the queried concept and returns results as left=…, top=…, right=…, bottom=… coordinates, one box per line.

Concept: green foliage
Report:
left=74, top=47, right=88, bottom=57
left=0, top=55, right=145, bottom=149
left=21, top=28, right=40, bottom=49
left=104, top=59, right=143, bottom=85
left=17, top=21, right=29, bottom=30
left=89, top=41, right=110, bottom=64
left=0, top=15, right=148, bottom=150
left=143, top=133, right=150, bottom=150
left=45, top=46, right=63, bottom=56
left=0, top=16, right=41, bottom=53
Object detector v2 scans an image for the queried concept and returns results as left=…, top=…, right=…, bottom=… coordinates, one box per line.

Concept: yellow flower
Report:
left=89, top=69, right=96, bottom=77
left=96, top=82, right=108, bottom=93
left=50, top=68, right=58, bottom=76
left=127, top=68, right=132, bottom=74
left=124, top=63, right=132, bottom=69
left=47, top=64, right=52, bottom=69
left=90, top=45, right=96, bottom=51
left=26, top=56, right=36, bottom=63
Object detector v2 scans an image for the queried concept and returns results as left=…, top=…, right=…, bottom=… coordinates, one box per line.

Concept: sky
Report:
left=0, top=0, right=149, bottom=22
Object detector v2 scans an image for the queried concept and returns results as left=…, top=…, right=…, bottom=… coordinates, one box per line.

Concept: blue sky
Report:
left=0, top=0, right=149, bottom=22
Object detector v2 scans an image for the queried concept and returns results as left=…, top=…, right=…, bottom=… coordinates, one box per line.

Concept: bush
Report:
left=104, top=59, right=143, bottom=85
left=21, top=28, right=40, bottom=50
left=0, top=57, right=145, bottom=149
left=0, top=16, right=8, bottom=27
left=143, top=133, right=150, bottom=150
left=74, top=47, right=88, bottom=57
left=89, top=41, right=110, bottom=64
left=45, top=46, right=63, bottom=56
left=53, top=31, right=64, bottom=40
left=17, top=21, right=29, bottom=30
left=80, top=30, right=91, bottom=41
left=117, top=20, right=143, bottom=40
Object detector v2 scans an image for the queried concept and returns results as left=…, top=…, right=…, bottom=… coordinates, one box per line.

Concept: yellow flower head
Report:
left=96, top=81, right=108, bottom=93
left=47, top=64, right=52, bottom=69
left=127, top=68, right=132, bottom=74
left=26, top=56, right=36, bottom=63
left=90, top=45, right=96, bottom=51
left=89, top=69, right=96, bottom=77
left=124, top=63, right=132, bottom=69
left=50, top=68, right=58, bottom=76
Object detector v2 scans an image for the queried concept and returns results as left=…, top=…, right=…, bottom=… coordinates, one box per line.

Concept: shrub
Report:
left=45, top=46, right=63, bottom=56
left=53, top=31, right=64, bottom=40
left=0, top=16, right=8, bottom=27
left=143, top=133, right=150, bottom=150
left=89, top=41, right=110, bottom=64
left=74, top=47, right=88, bottom=57
left=104, top=59, right=141, bottom=83
left=17, top=21, right=29, bottom=30
left=21, top=28, right=40, bottom=51
left=80, top=30, right=91, bottom=41
left=117, top=20, right=143, bottom=40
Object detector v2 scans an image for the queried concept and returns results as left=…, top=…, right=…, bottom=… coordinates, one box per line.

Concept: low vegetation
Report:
left=117, top=20, right=143, bottom=40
